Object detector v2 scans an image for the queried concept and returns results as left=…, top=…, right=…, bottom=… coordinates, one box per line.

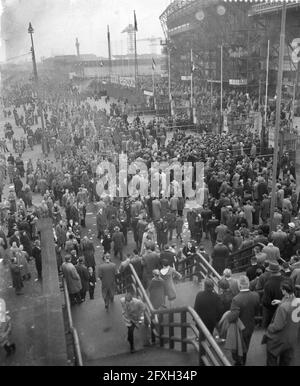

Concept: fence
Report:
left=62, top=278, right=83, bottom=366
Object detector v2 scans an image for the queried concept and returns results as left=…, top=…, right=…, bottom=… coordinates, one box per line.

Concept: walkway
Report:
left=0, top=219, right=68, bottom=366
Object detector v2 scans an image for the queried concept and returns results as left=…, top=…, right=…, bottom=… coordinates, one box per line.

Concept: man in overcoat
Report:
left=98, top=254, right=117, bottom=310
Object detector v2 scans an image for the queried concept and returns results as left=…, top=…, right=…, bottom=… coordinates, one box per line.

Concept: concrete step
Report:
left=86, top=346, right=198, bottom=366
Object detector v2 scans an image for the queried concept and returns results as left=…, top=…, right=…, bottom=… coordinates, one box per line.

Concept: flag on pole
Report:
left=107, top=25, right=110, bottom=40
left=152, top=58, right=156, bottom=71
left=191, top=49, right=195, bottom=74
left=134, top=10, right=138, bottom=32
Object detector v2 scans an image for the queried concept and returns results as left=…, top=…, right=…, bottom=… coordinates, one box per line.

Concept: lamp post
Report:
left=28, top=22, right=38, bottom=82
left=28, top=23, right=46, bottom=156
left=269, top=2, right=286, bottom=233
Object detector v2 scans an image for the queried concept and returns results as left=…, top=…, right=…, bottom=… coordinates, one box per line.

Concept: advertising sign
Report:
left=229, top=79, right=248, bottom=86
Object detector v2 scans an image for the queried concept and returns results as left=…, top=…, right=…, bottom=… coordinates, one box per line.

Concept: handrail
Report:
left=175, top=252, right=221, bottom=292
left=126, top=263, right=231, bottom=366
left=62, top=277, right=83, bottom=366
left=228, top=243, right=258, bottom=273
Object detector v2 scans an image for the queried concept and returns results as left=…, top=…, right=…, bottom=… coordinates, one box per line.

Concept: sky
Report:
left=0, top=0, right=172, bottom=62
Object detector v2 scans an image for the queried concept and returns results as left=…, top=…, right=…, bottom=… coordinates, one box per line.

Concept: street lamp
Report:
left=28, top=22, right=38, bottom=82
left=28, top=22, right=46, bottom=156
left=269, top=2, right=287, bottom=233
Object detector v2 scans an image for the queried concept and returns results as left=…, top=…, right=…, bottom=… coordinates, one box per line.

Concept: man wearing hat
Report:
left=271, top=225, right=288, bottom=256
left=262, top=242, right=280, bottom=264
left=112, top=226, right=125, bottom=261
left=211, top=240, right=230, bottom=275
left=227, top=276, right=260, bottom=366
left=98, top=254, right=117, bottom=310
left=261, top=262, right=284, bottom=328
left=194, top=278, right=223, bottom=335
left=265, top=281, right=299, bottom=366
left=75, top=257, right=89, bottom=302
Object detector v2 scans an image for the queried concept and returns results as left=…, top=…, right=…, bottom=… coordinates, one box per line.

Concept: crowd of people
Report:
left=0, top=76, right=299, bottom=365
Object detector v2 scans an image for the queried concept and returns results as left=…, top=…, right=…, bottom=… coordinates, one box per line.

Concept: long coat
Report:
left=227, top=290, right=260, bottom=351
left=149, top=277, right=165, bottom=309
left=81, top=240, right=96, bottom=268
left=62, top=262, right=82, bottom=294
left=194, top=290, right=223, bottom=334
left=55, top=224, right=67, bottom=247
left=98, top=262, right=117, bottom=299
left=112, top=231, right=125, bottom=250
left=265, top=295, right=299, bottom=357
left=211, top=243, right=230, bottom=275
left=160, top=266, right=181, bottom=301
left=76, top=263, right=89, bottom=292
left=9, top=261, right=23, bottom=290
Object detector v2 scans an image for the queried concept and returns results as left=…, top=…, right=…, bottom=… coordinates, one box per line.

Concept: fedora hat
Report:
left=266, top=262, right=281, bottom=273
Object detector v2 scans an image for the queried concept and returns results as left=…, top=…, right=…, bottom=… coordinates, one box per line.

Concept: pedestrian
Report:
left=61, top=255, right=82, bottom=305
left=194, top=278, right=222, bottom=335
left=98, top=254, right=117, bottom=310
left=102, top=229, right=112, bottom=254
left=31, top=239, right=42, bottom=281
left=262, top=262, right=285, bottom=329
left=88, top=267, right=96, bottom=300
left=0, top=300, right=16, bottom=357
left=76, top=257, right=89, bottom=302
left=9, top=257, right=24, bottom=295
left=159, top=259, right=182, bottom=308
left=148, top=270, right=166, bottom=310
left=211, top=240, right=230, bottom=275
left=264, top=281, right=300, bottom=366
left=120, top=292, right=145, bottom=353
left=112, top=226, right=125, bottom=261
left=227, top=276, right=260, bottom=366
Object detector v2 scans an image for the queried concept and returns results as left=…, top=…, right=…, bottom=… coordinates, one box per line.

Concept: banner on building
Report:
left=229, top=79, right=248, bottom=86
left=119, top=77, right=135, bottom=88
left=253, top=111, right=263, bottom=136
left=268, top=127, right=275, bottom=148
left=110, top=75, right=119, bottom=84
left=296, top=138, right=300, bottom=196
left=181, top=76, right=192, bottom=81
left=144, top=90, right=154, bottom=96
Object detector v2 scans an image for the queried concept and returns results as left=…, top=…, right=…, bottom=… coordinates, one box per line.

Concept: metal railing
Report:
left=175, top=252, right=221, bottom=292
left=249, top=1, right=299, bottom=16
left=227, top=244, right=258, bottom=273
left=118, top=263, right=231, bottom=366
left=62, top=278, right=83, bottom=366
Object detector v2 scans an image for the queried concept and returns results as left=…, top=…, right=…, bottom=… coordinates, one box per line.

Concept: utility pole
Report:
left=28, top=22, right=38, bottom=82
left=264, top=40, right=270, bottom=129
left=134, top=11, right=138, bottom=90
left=107, top=25, right=112, bottom=82
left=191, top=48, right=194, bottom=123
left=28, top=22, right=46, bottom=155
left=269, top=2, right=286, bottom=233
left=75, top=37, right=80, bottom=57
left=220, top=44, right=223, bottom=133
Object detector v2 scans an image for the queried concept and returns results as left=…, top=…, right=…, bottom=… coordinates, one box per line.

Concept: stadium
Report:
left=160, top=0, right=300, bottom=94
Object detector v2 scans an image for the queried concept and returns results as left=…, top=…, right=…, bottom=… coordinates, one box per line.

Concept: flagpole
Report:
left=292, top=61, right=299, bottom=123
left=168, top=47, right=172, bottom=114
left=152, top=64, right=155, bottom=112
left=191, top=48, right=193, bottom=123
left=264, top=39, right=270, bottom=129
left=107, top=25, right=112, bottom=83
left=270, top=2, right=286, bottom=233
left=220, top=44, right=223, bottom=132
left=134, top=11, right=138, bottom=90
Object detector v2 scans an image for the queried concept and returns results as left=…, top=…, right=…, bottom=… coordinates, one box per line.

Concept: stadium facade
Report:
left=159, top=0, right=300, bottom=94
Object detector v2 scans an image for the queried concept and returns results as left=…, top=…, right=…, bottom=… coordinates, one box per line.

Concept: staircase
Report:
left=71, top=256, right=231, bottom=367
